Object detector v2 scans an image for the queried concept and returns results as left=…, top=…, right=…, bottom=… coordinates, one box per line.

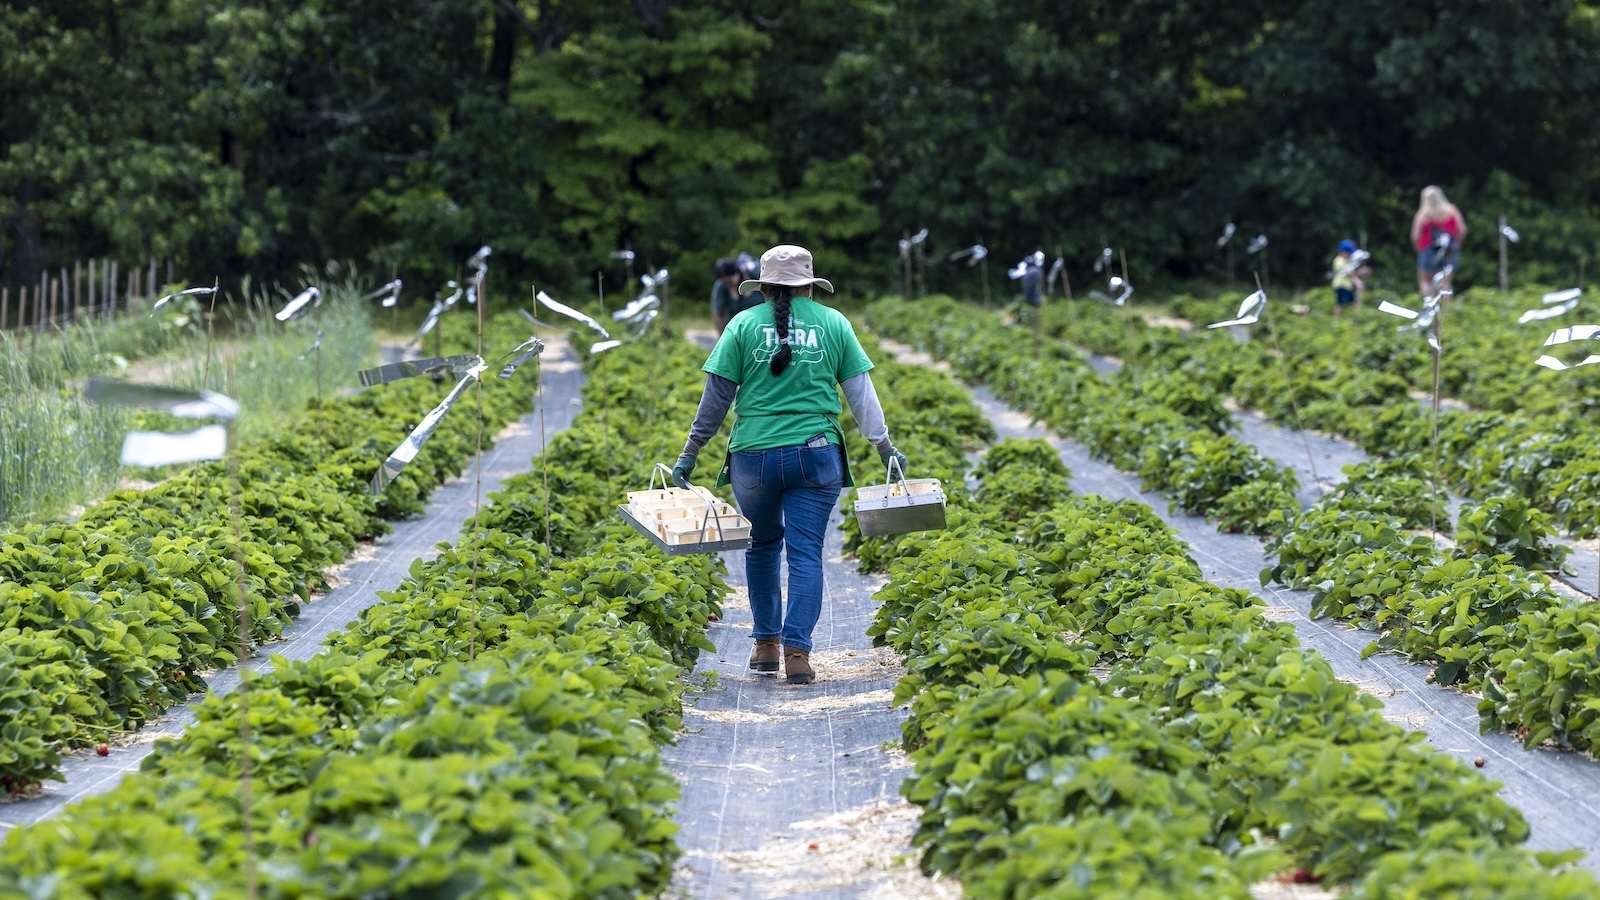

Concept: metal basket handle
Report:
left=885, top=454, right=908, bottom=486
left=648, top=462, right=677, bottom=492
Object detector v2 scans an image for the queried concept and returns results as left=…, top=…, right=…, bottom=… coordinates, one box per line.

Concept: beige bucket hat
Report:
left=739, top=244, right=834, bottom=294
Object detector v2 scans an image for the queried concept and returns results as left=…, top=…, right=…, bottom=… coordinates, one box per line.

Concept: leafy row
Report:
left=0, top=310, right=529, bottom=790
left=871, top=437, right=1593, bottom=896
left=0, top=335, right=727, bottom=897
left=1055, top=288, right=1600, bottom=542
left=864, top=296, right=1301, bottom=536
left=1041, top=295, right=1600, bottom=752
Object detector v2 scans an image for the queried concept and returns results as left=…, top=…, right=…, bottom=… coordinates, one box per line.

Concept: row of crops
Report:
left=841, top=302, right=1595, bottom=893
left=0, top=326, right=736, bottom=894
left=0, top=311, right=520, bottom=792
left=865, top=294, right=1600, bottom=772
left=1055, top=288, right=1598, bottom=540
left=1029, top=292, right=1600, bottom=752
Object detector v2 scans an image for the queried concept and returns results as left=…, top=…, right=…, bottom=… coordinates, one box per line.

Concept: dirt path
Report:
left=663, top=507, right=957, bottom=899
left=665, top=327, right=952, bottom=898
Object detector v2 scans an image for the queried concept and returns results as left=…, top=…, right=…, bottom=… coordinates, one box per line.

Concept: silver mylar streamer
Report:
left=371, top=360, right=488, bottom=494
left=611, top=249, right=636, bottom=263
left=1535, top=325, right=1600, bottom=371
left=909, top=228, right=928, bottom=246
left=121, top=425, right=228, bottom=467
left=1519, top=298, right=1580, bottom=325
left=640, top=268, right=670, bottom=291
left=440, top=281, right=463, bottom=307
left=1377, top=299, right=1420, bottom=321
left=1207, top=290, right=1267, bottom=329
left=358, top=354, right=484, bottom=387
left=1500, top=223, right=1520, bottom=243
left=1217, top=223, right=1236, bottom=248
left=410, top=300, right=447, bottom=346
left=1379, top=295, right=1443, bottom=352
left=516, top=307, right=550, bottom=328
left=1334, top=249, right=1371, bottom=281
left=536, top=289, right=611, bottom=339
left=497, top=338, right=545, bottom=379
left=1090, top=276, right=1133, bottom=307
left=274, top=286, right=321, bottom=322
left=1518, top=291, right=1581, bottom=325
left=590, top=339, right=623, bottom=355
left=151, top=284, right=217, bottom=313
left=85, top=378, right=240, bottom=420
left=898, top=237, right=912, bottom=257
left=948, top=244, right=987, bottom=265
left=1094, top=246, right=1113, bottom=272
left=628, top=307, right=659, bottom=336
left=468, top=245, right=491, bottom=270
left=85, top=379, right=238, bottom=467
left=1046, top=256, right=1064, bottom=282
left=613, top=293, right=660, bottom=322
left=299, top=329, right=324, bottom=359
left=364, top=279, right=402, bottom=305
left=1246, top=234, right=1269, bottom=255
left=1431, top=264, right=1454, bottom=287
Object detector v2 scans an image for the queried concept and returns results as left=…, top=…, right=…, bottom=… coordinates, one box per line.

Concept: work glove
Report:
left=671, top=452, right=697, bottom=488
left=878, top=444, right=909, bottom=478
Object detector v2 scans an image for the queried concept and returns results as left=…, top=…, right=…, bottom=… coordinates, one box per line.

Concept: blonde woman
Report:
left=1410, top=185, right=1466, bottom=298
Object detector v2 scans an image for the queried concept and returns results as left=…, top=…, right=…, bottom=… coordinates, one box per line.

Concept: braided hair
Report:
left=768, top=285, right=794, bottom=375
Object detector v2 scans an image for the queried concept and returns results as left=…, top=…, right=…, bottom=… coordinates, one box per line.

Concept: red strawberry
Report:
left=96, top=744, right=109, bottom=757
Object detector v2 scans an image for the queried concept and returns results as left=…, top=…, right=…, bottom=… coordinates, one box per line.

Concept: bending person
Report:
left=673, top=244, right=906, bottom=685
left=1411, top=185, right=1466, bottom=299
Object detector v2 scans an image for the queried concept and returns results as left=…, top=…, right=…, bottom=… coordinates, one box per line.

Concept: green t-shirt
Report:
left=702, top=297, right=874, bottom=453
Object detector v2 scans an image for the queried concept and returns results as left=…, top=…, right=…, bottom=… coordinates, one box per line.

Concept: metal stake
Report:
left=1499, top=215, right=1509, bottom=293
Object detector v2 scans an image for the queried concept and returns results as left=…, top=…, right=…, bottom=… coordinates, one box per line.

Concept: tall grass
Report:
left=0, top=266, right=377, bottom=525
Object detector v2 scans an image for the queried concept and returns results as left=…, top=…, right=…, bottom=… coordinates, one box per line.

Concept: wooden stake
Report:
left=148, top=256, right=156, bottom=297
left=1119, top=248, right=1129, bottom=284
left=49, top=278, right=59, bottom=328
left=74, top=260, right=83, bottom=320
left=1, top=286, right=8, bottom=331
left=109, top=260, right=119, bottom=314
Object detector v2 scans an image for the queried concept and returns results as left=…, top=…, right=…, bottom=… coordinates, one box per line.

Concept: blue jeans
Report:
left=730, top=441, right=844, bottom=652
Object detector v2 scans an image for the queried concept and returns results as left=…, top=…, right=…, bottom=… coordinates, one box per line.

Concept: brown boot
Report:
left=749, top=639, right=780, bottom=673
left=784, top=647, right=815, bottom=685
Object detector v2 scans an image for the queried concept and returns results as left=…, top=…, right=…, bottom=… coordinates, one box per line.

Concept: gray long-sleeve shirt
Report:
left=682, top=372, right=891, bottom=456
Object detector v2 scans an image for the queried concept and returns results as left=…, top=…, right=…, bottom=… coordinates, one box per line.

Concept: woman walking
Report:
left=1411, top=185, right=1466, bottom=299
left=672, top=245, right=906, bottom=685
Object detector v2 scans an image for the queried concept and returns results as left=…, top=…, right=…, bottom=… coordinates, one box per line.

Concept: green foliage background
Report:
left=4, top=0, right=1600, bottom=296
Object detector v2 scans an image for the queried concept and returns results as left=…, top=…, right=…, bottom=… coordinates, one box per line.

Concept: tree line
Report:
left=4, top=0, right=1598, bottom=302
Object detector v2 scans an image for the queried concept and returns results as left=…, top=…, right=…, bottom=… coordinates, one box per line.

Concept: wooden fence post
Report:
left=1, top=286, right=8, bottom=331
left=147, top=257, right=156, bottom=297
left=74, top=261, right=83, bottom=320
left=109, top=260, right=119, bottom=315
left=49, top=278, right=59, bottom=328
